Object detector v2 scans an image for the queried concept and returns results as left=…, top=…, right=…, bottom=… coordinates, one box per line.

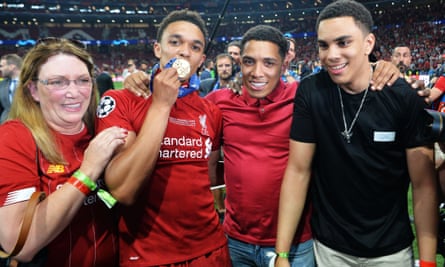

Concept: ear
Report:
left=153, top=42, right=161, bottom=59
left=364, top=33, right=376, bottom=56
left=28, top=82, right=40, bottom=102
left=198, top=55, right=206, bottom=71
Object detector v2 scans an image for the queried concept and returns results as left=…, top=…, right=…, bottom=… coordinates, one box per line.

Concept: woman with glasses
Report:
left=0, top=38, right=127, bottom=267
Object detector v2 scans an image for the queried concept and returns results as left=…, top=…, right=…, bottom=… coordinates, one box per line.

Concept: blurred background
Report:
left=0, top=0, right=444, bottom=86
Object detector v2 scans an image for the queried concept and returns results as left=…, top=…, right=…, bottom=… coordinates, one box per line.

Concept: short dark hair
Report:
left=316, top=0, right=373, bottom=34
left=215, top=53, right=234, bottom=65
left=156, top=9, right=208, bottom=47
left=392, top=45, right=411, bottom=55
left=204, top=58, right=214, bottom=68
left=286, top=37, right=297, bottom=53
left=240, top=25, right=288, bottom=60
left=227, top=40, right=241, bottom=50
left=1, top=53, right=23, bottom=68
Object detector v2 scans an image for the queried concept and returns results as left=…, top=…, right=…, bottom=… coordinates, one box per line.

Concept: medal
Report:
left=149, top=58, right=200, bottom=98
left=172, top=58, right=191, bottom=80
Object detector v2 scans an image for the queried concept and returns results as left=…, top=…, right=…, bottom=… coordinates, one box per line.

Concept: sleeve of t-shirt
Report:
left=0, top=121, right=39, bottom=206
left=96, top=89, right=137, bottom=134
left=212, top=106, right=223, bottom=151
left=394, top=80, right=431, bottom=148
left=290, top=79, right=316, bottom=143
left=202, top=98, right=223, bottom=151
left=435, top=76, right=445, bottom=92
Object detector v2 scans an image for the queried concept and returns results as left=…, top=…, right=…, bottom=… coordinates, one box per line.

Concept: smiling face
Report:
left=30, top=54, right=92, bottom=133
left=241, top=40, right=283, bottom=99
left=317, top=16, right=375, bottom=92
left=154, top=20, right=206, bottom=80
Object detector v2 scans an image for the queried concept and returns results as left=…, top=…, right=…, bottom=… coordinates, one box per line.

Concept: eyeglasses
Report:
left=37, top=76, right=92, bottom=91
left=36, top=37, right=87, bottom=50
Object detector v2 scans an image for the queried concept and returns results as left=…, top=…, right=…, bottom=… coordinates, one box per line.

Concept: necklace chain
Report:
left=337, top=85, right=368, bottom=143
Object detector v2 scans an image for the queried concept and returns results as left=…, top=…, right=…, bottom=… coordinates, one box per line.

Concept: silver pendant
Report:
left=341, top=130, right=352, bottom=143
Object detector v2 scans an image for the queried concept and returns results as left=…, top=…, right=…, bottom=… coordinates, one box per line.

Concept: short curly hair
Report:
left=156, top=9, right=208, bottom=47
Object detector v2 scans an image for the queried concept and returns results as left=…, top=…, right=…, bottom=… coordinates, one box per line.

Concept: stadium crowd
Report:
left=0, top=1, right=445, bottom=266
left=0, top=0, right=444, bottom=81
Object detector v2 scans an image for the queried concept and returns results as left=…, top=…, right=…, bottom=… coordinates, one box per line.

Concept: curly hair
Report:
left=156, top=9, right=208, bottom=46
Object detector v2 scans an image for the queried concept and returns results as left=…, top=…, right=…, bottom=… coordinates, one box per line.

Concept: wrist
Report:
left=276, top=251, right=289, bottom=258
left=72, top=170, right=117, bottom=208
left=72, top=170, right=97, bottom=191
left=67, top=176, right=91, bottom=195
left=419, top=260, right=436, bottom=267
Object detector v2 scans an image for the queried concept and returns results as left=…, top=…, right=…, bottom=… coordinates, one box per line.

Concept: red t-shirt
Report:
left=96, top=90, right=226, bottom=266
left=206, top=81, right=312, bottom=246
left=435, top=76, right=445, bottom=112
left=0, top=120, right=118, bottom=267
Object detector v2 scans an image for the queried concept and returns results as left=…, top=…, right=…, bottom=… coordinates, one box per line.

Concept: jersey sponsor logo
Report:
left=97, top=95, right=116, bottom=118
left=4, top=187, right=36, bottom=206
left=46, top=164, right=65, bottom=174
left=160, top=114, right=213, bottom=159
left=159, top=136, right=212, bottom=159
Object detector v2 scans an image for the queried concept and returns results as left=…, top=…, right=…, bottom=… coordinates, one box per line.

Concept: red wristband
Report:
left=67, top=176, right=91, bottom=195
left=419, top=260, right=436, bottom=267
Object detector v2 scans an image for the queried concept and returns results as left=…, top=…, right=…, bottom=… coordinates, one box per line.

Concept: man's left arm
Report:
left=407, top=145, right=438, bottom=263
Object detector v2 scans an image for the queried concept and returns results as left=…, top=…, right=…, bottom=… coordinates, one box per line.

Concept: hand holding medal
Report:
left=150, top=58, right=200, bottom=98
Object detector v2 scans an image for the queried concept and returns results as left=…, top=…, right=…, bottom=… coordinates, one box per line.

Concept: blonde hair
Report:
left=9, top=38, right=98, bottom=164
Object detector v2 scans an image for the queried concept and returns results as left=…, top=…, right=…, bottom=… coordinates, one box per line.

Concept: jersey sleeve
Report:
left=211, top=104, right=223, bottom=151
left=96, top=89, right=139, bottom=134
left=203, top=91, right=225, bottom=150
left=0, top=121, right=40, bottom=206
left=435, top=76, right=445, bottom=92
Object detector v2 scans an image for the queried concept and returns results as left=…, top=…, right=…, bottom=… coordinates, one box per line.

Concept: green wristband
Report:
left=73, top=170, right=97, bottom=191
left=97, top=189, right=117, bottom=209
left=73, top=170, right=117, bottom=209
left=276, top=252, right=289, bottom=258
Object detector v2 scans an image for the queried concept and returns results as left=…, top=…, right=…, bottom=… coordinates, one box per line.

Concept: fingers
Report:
left=151, top=68, right=179, bottom=107
left=124, top=71, right=150, bottom=98
left=406, top=78, right=431, bottom=103
left=370, top=60, right=400, bottom=90
left=417, top=88, right=431, bottom=104
left=94, top=126, right=128, bottom=146
left=82, top=127, right=128, bottom=178
left=87, top=127, right=128, bottom=159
